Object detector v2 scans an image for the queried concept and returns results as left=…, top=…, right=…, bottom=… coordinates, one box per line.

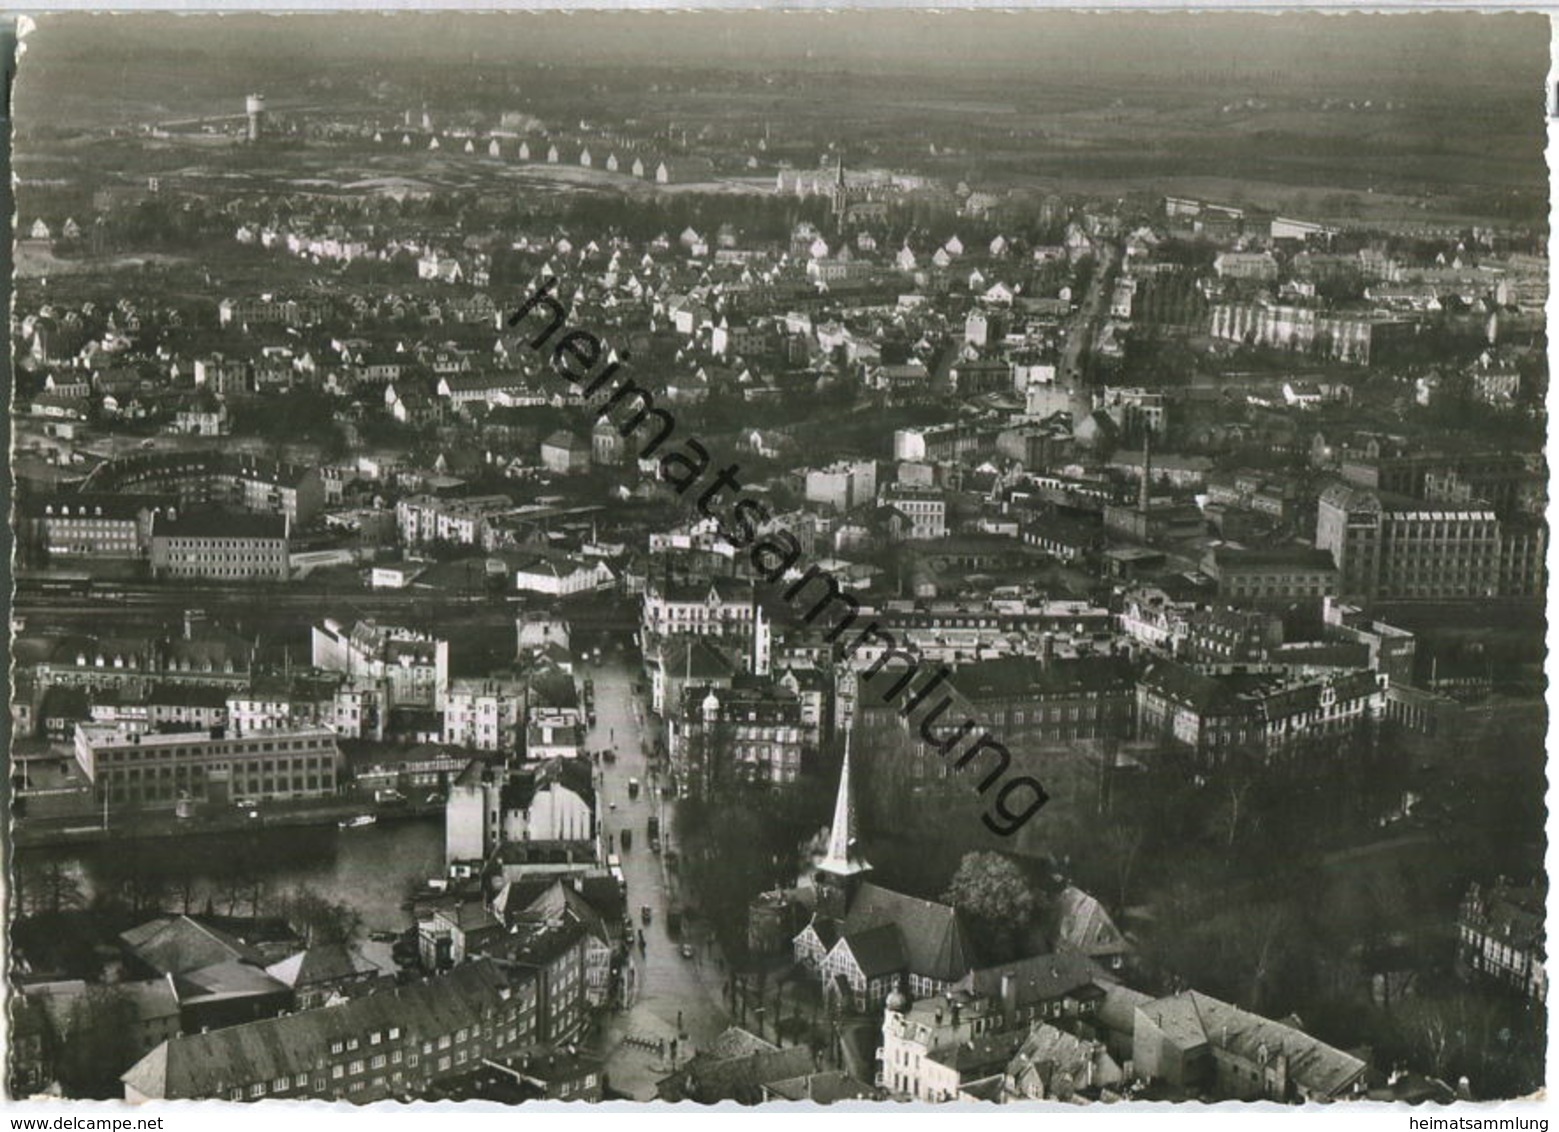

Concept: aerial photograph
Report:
left=4, top=10, right=1548, bottom=1107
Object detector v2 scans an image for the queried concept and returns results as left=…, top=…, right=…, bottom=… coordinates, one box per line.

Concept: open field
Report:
left=15, top=14, right=1546, bottom=228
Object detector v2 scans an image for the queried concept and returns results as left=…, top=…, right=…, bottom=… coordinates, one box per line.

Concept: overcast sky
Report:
left=20, top=10, right=1547, bottom=91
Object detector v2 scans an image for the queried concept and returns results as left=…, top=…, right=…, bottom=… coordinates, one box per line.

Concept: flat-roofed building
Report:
left=1316, top=483, right=1501, bottom=601
left=880, top=484, right=947, bottom=541
left=74, top=722, right=342, bottom=808
left=150, top=511, right=290, bottom=582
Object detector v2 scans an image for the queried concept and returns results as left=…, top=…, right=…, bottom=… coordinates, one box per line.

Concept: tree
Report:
left=941, top=851, right=1037, bottom=959
left=56, top=986, right=139, bottom=1099
left=282, top=885, right=364, bottom=947
left=16, top=860, right=85, bottom=918
left=1095, top=818, right=1145, bottom=912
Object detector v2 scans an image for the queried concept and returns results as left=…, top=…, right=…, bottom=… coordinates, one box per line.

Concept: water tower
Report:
left=245, top=93, right=266, bottom=142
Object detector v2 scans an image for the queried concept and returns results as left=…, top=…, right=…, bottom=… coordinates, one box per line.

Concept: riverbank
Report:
left=12, top=796, right=445, bottom=850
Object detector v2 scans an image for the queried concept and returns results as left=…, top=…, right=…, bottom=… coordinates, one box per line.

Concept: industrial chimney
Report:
left=1138, top=431, right=1152, bottom=514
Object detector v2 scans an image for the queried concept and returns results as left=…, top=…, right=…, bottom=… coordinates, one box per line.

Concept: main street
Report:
left=585, top=648, right=730, bottom=1099
left=1059, top=239, right=1119, bottom=387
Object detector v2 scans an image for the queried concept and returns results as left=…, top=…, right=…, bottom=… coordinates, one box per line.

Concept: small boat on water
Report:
left=339, top=814, right=377, bottom=830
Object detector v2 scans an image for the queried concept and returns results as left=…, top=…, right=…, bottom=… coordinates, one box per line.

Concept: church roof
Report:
left=843, top=884, right=978, bottom=984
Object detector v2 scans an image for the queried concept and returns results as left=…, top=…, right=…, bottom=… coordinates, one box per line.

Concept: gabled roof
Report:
left=701, top=1026, right=776, bottom=1061
left=949, top=655, right=1135, bottom=702
left=1052, top=886, right=1132, bottom=959
left=513, top=876, right=621, bottom=940
left=121, top=915, right=267, bottom=976
left=1138, top=990, right=1368, bottom=1099
left=655, top=636, right=739, bottom=681
left=660, top=1041, right=815, bottom=1104
left=123, top=960, right=518, bottom=1100
left=928, top=1026, right=1028, bottom=1077
left=842, top=884, right=978, bottom=983
left=837, top=923, right=906, bottom=979
left=264, top=944, right=381, bottom=989
left=436, top=900, right=502, bottom=935
left=763, top=1069, right=879, bottom=1103
left=957, top=951, right=1105, bottom=1007
left=172, top=960, right=290, bottom=1005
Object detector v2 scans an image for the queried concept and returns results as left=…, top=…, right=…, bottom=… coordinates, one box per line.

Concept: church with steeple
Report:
left=828, top=153, right=891, bottom=236
left=788, top=732, right=981, bottom=1012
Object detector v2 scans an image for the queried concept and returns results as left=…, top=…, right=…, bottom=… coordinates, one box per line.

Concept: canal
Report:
left=15, top=814, right=445, bottom=934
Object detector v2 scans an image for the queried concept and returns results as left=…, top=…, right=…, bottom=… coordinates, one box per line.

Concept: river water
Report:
left=16, top=815, right=445, bottom=933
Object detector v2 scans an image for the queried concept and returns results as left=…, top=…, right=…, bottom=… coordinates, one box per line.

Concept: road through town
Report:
left=587, top=651, right=730, bottom=1098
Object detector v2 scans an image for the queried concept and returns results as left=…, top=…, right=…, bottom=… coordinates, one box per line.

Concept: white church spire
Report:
left=818, top=728, right=871, bottom=878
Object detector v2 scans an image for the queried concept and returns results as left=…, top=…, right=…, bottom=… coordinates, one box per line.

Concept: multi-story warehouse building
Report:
left=803, top=460, right=878, bottom=513
left=1498, top=518, right=1549, bottom=599
left=1338, top=448, right=1529, bottom=518
left=150, top=511, right=290, bottom=582
left=73, top=722, right=342, bottom=808
left=1316, top=483, right=1502, bottom=601
left=443, top=757, right=595, bottom=866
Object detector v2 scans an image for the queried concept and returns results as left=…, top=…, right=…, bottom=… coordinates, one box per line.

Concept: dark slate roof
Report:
left=172, top=960, right=291, bottom=1005
left=122, top=960, right=519, bottom=1100
left=1140, top=991, right=1368, bottom=1099
left=21, top=492, right=167, bottom=521
left=927, top=1026, right=1029, bottom=1077
left=840, top=923, right=907, bottom=979
left=958, top=951, right=1106, bottom=1007
left=1211, top=546, right=1338, bottom=571
left=763, top=1069, right=880, bottom=1103
left=39, top=685, right=91, bottom=719
left=120, top=915, right=268, bottom=977
left=1137, top=660, right=1238, bottom=714
left=842, top=883, right=979, bottom=984
left=478, top=918, right=589, bottom=968
left=264, top=944, right=381, bottom=989
left=498, top=757, right=595, bottom=815
left=949, top=655, right=1136, bottom=702
left=511, top=877, right=624, bottom=937
left=153, top=510, right=287, bottom=541
left=659, top=1044, right=815, bottom=1104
